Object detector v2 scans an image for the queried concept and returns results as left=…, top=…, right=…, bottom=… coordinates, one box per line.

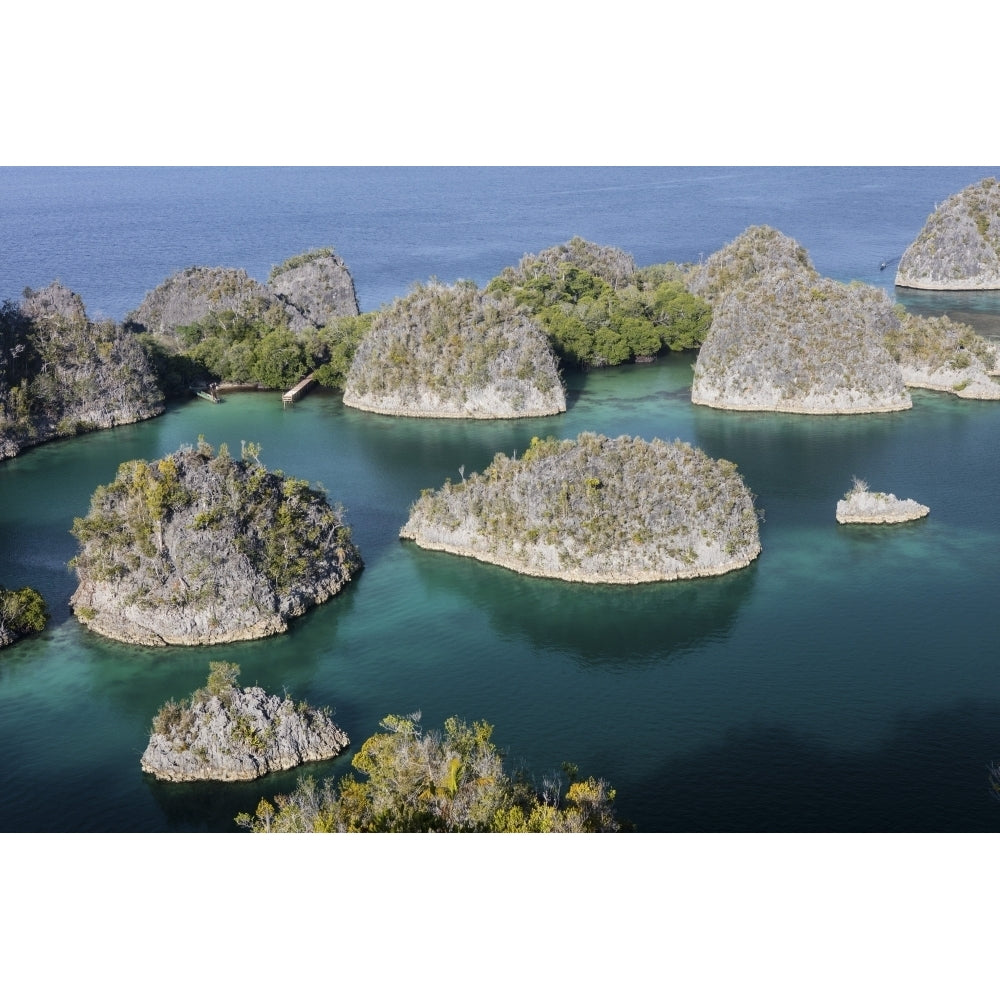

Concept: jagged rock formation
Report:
left=836, top=480, right=929, bottom=524
left=343, top=280, right=566, bottom=418
left=267, top=249, right=360, bottom=328
left=884, top=312, right=1000, bottom=399
left=689, top=228, right=911, bottom=414
left=70, top=440, right=362, bottom=646
left=896, top=178, right=1000, bottom=290
left=400, top=432, right=761, bottom=583
left=140, top=663, right=349, bottom=782
left=0, top=283, right=165, bottom=461
left=124, top=249, right=359, bottom=344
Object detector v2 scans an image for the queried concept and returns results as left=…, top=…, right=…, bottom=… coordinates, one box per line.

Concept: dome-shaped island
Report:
left=343, top=280, right=566, bottom=419
left=70, top=439, right=361, bottom=645
left=400, top=432, right=761, bottom=583
left=896, top=178, right=1000, bottom=290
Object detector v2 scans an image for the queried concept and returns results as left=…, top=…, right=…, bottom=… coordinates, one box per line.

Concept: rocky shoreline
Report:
left=398, top=534, right=760, bottom=584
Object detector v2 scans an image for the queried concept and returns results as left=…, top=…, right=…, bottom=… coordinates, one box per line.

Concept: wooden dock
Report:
left=282, top=373, right=316, bottom=407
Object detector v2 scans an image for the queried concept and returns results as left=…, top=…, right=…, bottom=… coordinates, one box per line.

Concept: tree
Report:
left=236, top=711, right=625, bottom=832
left=0, top=584, right=49, bottom=644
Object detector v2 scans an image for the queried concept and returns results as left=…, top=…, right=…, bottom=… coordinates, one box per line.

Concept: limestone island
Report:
left=895, top=178, right=1000, bottom=290
left=342, top=280, right=566, bottom=418
left=70, top=439, right=362, bottom=646
left=140, top=662, right=349, bottom=782
left=836, top=478, right=929, bottom=524
left=885, top=312, right=1000, bottom=399
left=400, top=432, right=761, bottom=583
left=687, top=227, right=911, bottom=414
left=1, top=282, right=164, bottom=462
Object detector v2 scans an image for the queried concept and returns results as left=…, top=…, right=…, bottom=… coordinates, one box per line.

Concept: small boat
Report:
left=193, top=383, right=221, bottom=403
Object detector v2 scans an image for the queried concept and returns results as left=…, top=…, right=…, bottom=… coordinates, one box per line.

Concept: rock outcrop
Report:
left=343, top=280, right=566, bottom=419
left=0, top=283, right=165, bottom=462
left=125, top=249, right=359, bottom=344
left=884, top=313, right=1000, bottom=399
left=896, top=178, right=1000, bottom=290
left=266, top=249, right=360, bottom=328
left=141, top=663, right=349, bottom=782
left=70, top=440, right=362, bottom=646
left=400, top=432, right=761, bottom=583
left=836, top=481, right=929, bottom=524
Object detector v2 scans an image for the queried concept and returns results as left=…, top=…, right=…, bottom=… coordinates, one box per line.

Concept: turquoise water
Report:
left=4, top=355, right=1000, bottom=831
left=3, top=166, right=1000, bottom=831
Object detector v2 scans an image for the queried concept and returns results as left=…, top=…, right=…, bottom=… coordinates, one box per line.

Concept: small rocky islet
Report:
left=835, top=479, right=930, bottom=525
left=140, top=662, right=350, bottom=782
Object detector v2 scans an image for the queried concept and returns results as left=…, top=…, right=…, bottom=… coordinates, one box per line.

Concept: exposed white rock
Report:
left=836, top=481, right=929, bottom=524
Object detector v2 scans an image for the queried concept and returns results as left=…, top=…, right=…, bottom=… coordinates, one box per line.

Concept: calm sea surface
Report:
left=2, top=166, right=1000, bottom=832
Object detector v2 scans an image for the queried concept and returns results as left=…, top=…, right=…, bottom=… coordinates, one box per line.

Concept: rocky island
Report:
left=895, top=178, right=1000, bottom=290
left=0, top=282, right=164, bottom=461
left=884, top=312, right=1000, bottom=399
left=343, top=280, right=566, bottom=418
left=70, top=439, right=362, bottom=646
left=836, top=478, right=929, bottom=524
left=688, top=227, right=911, bottom=414
left=400, top=432, right=761, bottom=583
left=141, top=662, right=349, bottom=782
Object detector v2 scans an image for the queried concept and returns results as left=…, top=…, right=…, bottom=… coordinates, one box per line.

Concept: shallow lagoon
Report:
left=3, top=351, right=1000, bottom=832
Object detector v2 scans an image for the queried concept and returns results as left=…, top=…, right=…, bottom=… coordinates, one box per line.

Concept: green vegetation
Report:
left=236, top=711, right=623, bottom=832
left=402, top=432, right=761, bottom=582
left=0, top=584, right=49, bottom=645
left=486, top=236, right=711, bottom=368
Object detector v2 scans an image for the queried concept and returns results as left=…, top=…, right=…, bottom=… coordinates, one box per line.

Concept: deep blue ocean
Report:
left=2, top=166, right=1000, bottom=833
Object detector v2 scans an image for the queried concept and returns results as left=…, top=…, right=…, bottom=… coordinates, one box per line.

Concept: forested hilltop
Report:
left=487, top=236, right=711, bottom=368
left=896, top=177, right=1000, bottom=290
left=0, top=283, right=164, bottom=461
left=70, top=439, right=362, bottom=646
left=401, top=432, right=761, bottom=583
